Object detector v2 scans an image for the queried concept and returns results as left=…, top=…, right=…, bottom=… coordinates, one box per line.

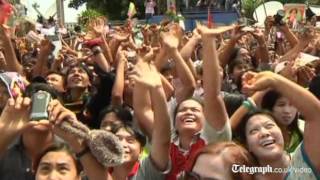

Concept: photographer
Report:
left=0, top=83, right=106, bottom=180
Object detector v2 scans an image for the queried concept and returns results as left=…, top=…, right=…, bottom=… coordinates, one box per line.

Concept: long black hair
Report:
left=261, top=90, right=302, bottom=136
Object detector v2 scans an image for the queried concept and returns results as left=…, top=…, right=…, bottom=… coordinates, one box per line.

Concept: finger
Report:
left=38, top=119, right=53, bottom=128
left=22, top=97, right=31, bottom=107
left=48, top=99, right=60, bottom=112
left=14, top=96, right=23, bottom=110
left=8, top=98, right=15, bottom=106
left=56, top=111, right=74, bottom=125
left=22, top=121, right=40, bottom=131
left=49, top=103, right=63, bottom=122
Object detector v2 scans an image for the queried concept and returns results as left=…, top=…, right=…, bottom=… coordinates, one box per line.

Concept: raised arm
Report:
left=161, top=31, right=196, bottom=103
left=0, top=25, right=23, bottom=75
left=250, top=29, right=270, bottom=69
left=0, top=97, right=32, bottom=157
left=279, top=23, right=299, bottom=48
left=92, top=45, right=111, bottom=72
left=111, top=50, right=126, bottom=106
left=198, top=25, right=231, bottom=130
left=244, top=71, right=320, bottom=171
left=179, top=30, right=201, bottom=79
left=133, top=58, right=171, bottom=171
left=32, top=39, right=53, bottom=78
left=218, top=26, right=244, bottom=68
left=48, top=100, right=108, bottom=180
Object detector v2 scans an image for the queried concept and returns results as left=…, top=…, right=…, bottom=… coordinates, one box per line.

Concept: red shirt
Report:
left=166, top=138, right=206, bottom=180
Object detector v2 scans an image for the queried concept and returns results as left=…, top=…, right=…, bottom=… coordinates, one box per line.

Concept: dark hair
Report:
left=228, top=59, right=244, bottom=75
left=110, top=123, right=147, bottom=147
left=33, top=143, right=82, bottom=175
left=234, top=109, right=277, bottom=146
left=46, top=70, right=66, bottom=86
left=261, top=90, right=301, bottom=137
left=184, top=142, right=255, bottom=180
left=229, top=47, right=240, bottom=63
left=24, top=82, right=61, bottom=101
left=66, top=63, right=93, bottom=84
left=309, top=75, right=320, bottom=100
left=98, top=105, right=133, bottom=126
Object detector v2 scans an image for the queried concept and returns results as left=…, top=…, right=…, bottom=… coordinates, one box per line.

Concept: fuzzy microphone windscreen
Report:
left=88, top=130, right=124, bottom=167
left=60, top=119, right=90, bottom=140
left=59, top=119, right=124, bottom=167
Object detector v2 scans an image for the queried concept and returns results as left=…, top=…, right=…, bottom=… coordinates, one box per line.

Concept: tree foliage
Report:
left=69, top=0, right=146, bottom=20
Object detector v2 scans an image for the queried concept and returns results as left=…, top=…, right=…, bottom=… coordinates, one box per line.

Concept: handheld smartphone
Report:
left=30, top=91, right=51, bottom=121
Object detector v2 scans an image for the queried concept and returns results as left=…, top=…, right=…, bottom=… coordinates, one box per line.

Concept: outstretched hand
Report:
left=197, top=23, right=235, bottom=37
left=128, top=59, right=162, bottom=89
left=242, top=71, right=277, bottom=93
left=160, top=31, right=179, bottom=51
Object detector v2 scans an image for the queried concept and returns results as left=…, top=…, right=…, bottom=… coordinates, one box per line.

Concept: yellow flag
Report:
left=127, top=2, right=137, bottom=18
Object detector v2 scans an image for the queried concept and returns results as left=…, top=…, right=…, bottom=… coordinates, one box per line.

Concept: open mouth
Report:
left=260, top=139, right=276, bottom=147
left=71, top=76, right=83, bottom=83
left=182, top=116, right=196, bottom=124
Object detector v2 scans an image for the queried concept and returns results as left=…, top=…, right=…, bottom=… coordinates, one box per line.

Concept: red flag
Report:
left=0, top=0, right=13, bottom=25
left=207, top=6, right=213, bottom=28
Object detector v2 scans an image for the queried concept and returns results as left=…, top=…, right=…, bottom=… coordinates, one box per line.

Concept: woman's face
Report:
left=175, top=99, right=204, bottom=135
left=272, top=97, right=297, bottom=126
left=231, top=64, right=246, bottom=80
left=115, top=128, right=142, bottom=163
left=245, top=114, right=284, bottom=161
left=190, top=152, right=233, bottom=180
left=36, top=151, right=80, bottom=180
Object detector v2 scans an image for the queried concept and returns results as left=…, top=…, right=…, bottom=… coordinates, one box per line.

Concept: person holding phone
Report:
left=0, top=83, right=107, bottom=180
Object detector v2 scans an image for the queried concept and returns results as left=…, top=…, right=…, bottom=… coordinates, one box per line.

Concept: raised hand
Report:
left=250, top=28, right=265, bottom=44
left=160, top=31, right=179, bottom=51
left=278, top=61, right=298, bottom=82
left=0, top=97, right=51, bottom=133
left=197, top=23, right=235, bottom=38
left=242, top=71, right=277, bottom=93
left=92, top=17, right=107, bottom=36
left=47, top=99, right=85, bottom=151
left=137, top=45, right=155, bottom=62
left=40, top=39, right=54, bottom=54
left=297, top=66, right=316, bottom=87
left=128, top=60, right=162, bottom=89
left=264, top=16, right=274, bottom=31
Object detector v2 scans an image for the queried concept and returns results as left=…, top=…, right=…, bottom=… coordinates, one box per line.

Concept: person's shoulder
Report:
left=133, top=156, right=170, bottom=180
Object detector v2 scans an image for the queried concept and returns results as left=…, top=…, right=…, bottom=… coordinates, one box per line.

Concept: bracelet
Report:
left=75, top=146, right=90, bottom=159
left=242, top=99, right=256, bottom=112
left=247, top=97, right=257, bottom=108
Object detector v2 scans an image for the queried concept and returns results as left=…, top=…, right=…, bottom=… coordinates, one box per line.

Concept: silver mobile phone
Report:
left=30, top=91, right=51, bottom=121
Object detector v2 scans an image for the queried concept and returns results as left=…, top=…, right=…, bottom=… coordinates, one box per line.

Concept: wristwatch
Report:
left=75, top=146, right=90, bottom=159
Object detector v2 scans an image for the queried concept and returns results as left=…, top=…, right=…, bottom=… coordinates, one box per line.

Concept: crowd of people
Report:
left=1, top=0, right=320, bottom=179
